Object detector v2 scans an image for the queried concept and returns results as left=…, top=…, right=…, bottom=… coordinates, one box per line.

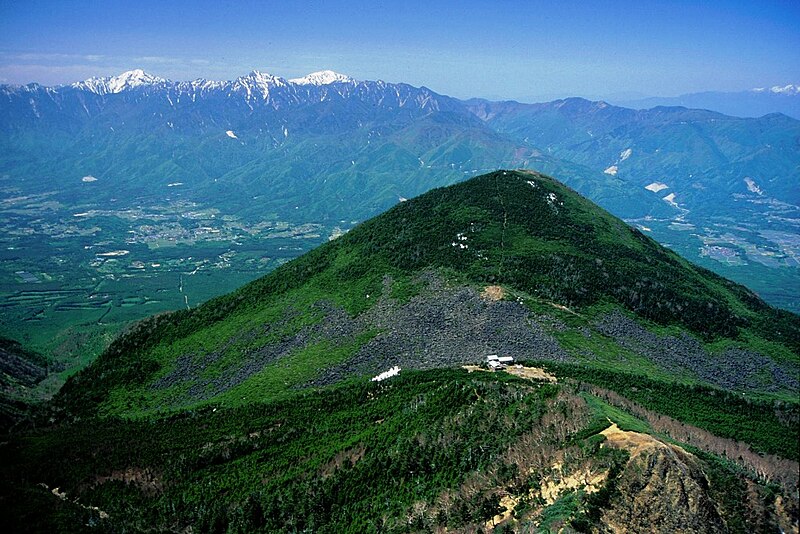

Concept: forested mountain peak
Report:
left=55, top=170, right=799, bottom=421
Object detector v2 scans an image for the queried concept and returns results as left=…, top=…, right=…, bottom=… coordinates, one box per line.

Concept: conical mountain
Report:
left=7, top=170, right=798, bottom=533
left=58, top=170, right=798, bottom=418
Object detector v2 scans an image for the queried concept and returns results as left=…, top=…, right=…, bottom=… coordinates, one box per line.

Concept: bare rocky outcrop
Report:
left=601, top=423, right=726, bottom=533
left=588, top=385, right=800, bottom=493
left=92, top=467, right=163, bottom=496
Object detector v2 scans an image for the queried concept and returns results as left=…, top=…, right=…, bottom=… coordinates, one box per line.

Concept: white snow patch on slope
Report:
left=619, top=148, right=632, bottom=161
left=743, top=177, right=763, bottom=195
left=82, top=175, right=97, bottom=183
left=604, top=165, right=618, bottom=175
left=372, top=366, right=400, bottom=382
left=225, top=130, right=238, bottom=139
left=645, top=182, right=669, bottom=193
left=545, top=192, right=563, bottom=213
left=662, top=192, right=679, bottom=208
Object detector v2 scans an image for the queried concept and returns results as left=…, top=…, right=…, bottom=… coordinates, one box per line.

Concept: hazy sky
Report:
left=0, top=0, right=798, bottom=101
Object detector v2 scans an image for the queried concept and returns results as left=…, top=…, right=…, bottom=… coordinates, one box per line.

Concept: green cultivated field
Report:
left=0, top=192, right=334, bottom=380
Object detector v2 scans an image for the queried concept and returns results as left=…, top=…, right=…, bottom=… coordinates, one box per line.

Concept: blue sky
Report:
left=0, top=0, right=798, bottom=100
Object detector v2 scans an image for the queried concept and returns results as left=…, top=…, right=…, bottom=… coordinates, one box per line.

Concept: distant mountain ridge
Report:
left=465, top=95, right=800, bottom=310
left=613, top=84, right=800, bottom=119
left=2, top=68, right=461, bottom=125
left=0, top=69, right=667, bottom=224
left=465, top=96, right=800, bottom=208
left=66, top=68, right=358, bottom=95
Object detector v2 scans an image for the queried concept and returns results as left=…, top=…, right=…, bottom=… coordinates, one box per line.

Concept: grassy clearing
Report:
left=581, top=393, right=651, bottom=434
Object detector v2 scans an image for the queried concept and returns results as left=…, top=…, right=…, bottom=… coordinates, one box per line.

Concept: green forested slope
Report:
left=3, top=370, right=795, bottom=533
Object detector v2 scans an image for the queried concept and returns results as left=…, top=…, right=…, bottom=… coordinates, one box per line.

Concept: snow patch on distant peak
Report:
left=645, top=182, right=669, bottom=193
left=619, top=148, right=632, bottom=161
left=743, top=177, right=763, bottom=195
left=752, top=84, right=799, bottom=95
left=72, top=69, right=166, bottom=94
left=604, top=165, right=618, bottom=176
left=225, top=130, right=238, bottom=139
left=662, top=192, right=679, bottom=208
left=243, top=70, right=283, bottom=82
left=108, top=69, right=165, bottom=90
left=289, top=70, right=353, bottom=85
left=238, top=70, right=288, bottom=88
left=232, top=71, right=289, bottom=100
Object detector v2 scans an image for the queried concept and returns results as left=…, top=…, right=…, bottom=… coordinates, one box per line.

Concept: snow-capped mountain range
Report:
left=5, top=69, right=798, bottom=119
left=69, top=69, right=356, bottom=95
left=0, top=68, right=457, bottom=114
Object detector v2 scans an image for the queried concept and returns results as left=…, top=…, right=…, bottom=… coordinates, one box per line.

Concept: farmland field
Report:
left=0, top=186, right=344, bottom=377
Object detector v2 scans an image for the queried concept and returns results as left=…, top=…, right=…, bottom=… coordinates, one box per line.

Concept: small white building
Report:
left=486, top=354, right=514, bottom=370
